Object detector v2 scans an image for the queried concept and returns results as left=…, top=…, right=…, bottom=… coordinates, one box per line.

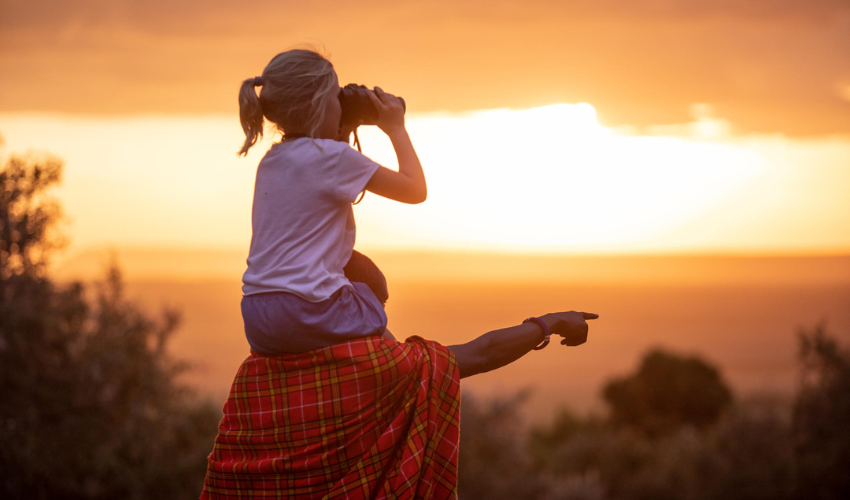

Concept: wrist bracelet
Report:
left=523, top=317, right=551, bottom=350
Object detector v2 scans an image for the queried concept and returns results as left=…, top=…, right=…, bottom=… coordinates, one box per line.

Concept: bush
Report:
left=602, top=349, right=733, bottom=436
left=458, top=391, right=545, bottom=500
left=0, top=139, right=220, bottom=499
left=792, top=323, right=850, bottom=499
left=478, top=332, right=848, bottom=500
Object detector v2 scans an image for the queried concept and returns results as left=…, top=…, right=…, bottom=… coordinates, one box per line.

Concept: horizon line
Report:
left=56, top=244, right=850, bottom=260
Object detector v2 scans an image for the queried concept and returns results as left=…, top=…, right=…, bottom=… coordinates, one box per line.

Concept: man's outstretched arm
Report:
left=448, top=311, right=598, bottom=379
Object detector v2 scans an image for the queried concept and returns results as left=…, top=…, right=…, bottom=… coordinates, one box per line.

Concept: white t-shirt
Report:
left=242, top=138, right=381, bottom=301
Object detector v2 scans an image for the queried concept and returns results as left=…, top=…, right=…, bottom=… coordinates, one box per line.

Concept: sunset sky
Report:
left=1, top=0, right=849, bottom=260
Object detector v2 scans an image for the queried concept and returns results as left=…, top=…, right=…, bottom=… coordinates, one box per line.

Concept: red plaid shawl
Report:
left=201, top=336, right=461, bottom=499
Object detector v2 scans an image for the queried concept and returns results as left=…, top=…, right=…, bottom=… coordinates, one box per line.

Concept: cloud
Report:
left=1, top=0, right=848, bottom=135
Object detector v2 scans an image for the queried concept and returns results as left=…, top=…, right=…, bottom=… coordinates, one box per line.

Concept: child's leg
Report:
left=344, top=250, right=388, bottom=306
left=242, top=250, right=390, bottom=355
left=242, top=285, right=387, bottom=355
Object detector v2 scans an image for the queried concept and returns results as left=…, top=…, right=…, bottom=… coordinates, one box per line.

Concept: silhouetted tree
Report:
left=0, top=143, right=63, bottom=281
left=0, top=138, right=220, bottom=499
left=792, top=323, right=850, bottom=499
left=602, top=349, right=733, bottom=436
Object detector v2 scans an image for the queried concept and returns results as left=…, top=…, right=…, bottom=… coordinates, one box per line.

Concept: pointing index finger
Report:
left=582, top=312, right=599, bottom=320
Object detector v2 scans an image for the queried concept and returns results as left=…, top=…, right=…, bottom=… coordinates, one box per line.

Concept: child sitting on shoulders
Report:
left=237, top=49, right=424, bottom=354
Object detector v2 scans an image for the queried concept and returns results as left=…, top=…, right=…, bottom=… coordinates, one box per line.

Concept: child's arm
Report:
left=364, top=87, right=427, bottom=204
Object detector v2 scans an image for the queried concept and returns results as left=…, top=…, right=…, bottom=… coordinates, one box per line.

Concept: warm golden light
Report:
left=354, top=104, right=770, bottom=251
left=3, top=3, right=850, bottom=496
left=1, top=106, right=849, bottom=256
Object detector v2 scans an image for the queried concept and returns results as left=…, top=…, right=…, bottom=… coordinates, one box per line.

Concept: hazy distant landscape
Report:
left=114, top=251, right=850, bottom=418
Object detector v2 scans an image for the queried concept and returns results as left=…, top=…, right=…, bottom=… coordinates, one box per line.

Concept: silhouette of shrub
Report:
left=709, top=397, right=795, bottom=500
left=458, top=391, right=545, bottom=500
left=0, top=139, right=220, bottom=499
left=602, top=349, right=733, bottom=436
left=792, top=323, right=850, bottom=499
left=461, top=330, right=848, bottom=500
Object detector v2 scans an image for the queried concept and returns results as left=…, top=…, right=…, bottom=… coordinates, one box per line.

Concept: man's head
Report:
left=344, top=250, right=388, bottom=306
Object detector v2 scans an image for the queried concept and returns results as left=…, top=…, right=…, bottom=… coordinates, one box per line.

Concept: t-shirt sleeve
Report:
left=331, top=144, right=381, bottom=204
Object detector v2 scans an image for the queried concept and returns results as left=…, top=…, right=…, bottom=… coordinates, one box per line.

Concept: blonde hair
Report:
left=238, top=49, right=338, bottom=156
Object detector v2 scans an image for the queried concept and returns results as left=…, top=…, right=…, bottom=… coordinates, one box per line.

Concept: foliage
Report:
left=602, top=349, right=733, bottom=436
left=463, top=330, right=848, bottom=500
left=709, top=398, right=795, bottom=500
left=0, top=139, right=220, bottom=499
left=458, top=390, right=545, bottom=500
left=0, top=147, right=64, bottom=281
left=792, top=323, right=850, bottom=499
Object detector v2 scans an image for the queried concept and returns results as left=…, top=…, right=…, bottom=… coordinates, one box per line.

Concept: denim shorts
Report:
left=241, top=282, right=387, bottom=355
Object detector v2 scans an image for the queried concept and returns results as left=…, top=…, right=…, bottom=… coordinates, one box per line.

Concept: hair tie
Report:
left=252, top=76, right=263, bottom=87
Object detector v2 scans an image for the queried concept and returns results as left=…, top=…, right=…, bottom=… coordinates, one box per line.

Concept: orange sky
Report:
left=2, top=107, right=849, bottom=257
left=1, top=0, right=849, bottom=259
left=2, top=0, right=849, bottom=135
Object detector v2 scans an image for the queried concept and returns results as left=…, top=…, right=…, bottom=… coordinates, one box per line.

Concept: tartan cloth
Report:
left=201, top=335, right=461, bottom=500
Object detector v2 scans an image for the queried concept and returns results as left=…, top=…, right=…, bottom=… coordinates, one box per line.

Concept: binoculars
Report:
left=338, top=84, right=406, bottom=127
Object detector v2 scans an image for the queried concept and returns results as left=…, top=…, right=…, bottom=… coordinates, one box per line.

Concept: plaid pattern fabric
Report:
left=201, top=335, right=461, bottom=500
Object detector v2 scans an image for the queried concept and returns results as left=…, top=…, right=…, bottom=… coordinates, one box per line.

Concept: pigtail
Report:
left=239, top=50, right=336, bottom=153
left=238, top=76, right=265, bottom=156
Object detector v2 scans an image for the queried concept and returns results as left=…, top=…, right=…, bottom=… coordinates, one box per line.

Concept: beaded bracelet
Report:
left=523, top=317, right=551, bottom=350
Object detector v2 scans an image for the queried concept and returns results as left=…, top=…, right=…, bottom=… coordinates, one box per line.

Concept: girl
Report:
left=237, top=49, right=425, bottom=354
